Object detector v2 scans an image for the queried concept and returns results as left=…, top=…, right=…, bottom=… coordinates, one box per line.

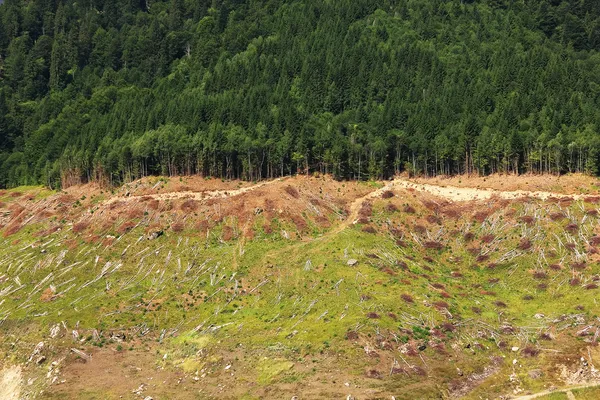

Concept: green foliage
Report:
left=1, top=0, right=600, bottom=187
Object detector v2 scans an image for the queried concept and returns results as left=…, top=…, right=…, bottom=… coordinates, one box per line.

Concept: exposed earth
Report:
left=1, top=174, right=600, bottom=399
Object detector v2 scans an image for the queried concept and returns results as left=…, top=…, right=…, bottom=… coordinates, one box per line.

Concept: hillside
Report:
left=1, top=0, right=600, bottom=188
left=1, top=175, right=600, bottom=398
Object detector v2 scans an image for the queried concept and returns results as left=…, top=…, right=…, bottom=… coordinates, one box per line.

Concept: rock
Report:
left=418, top=345, right=427, bottom=351
left=534, top=313, right=545, bottom=319
left=147, top=231, right=163, bottom=240
left=528, top=369, right=543, bottom=379
left=511, top=346, right=520, bottom=352
left=143, top=397, right=153, bottom=400
left=347, top=259, right=358, bottom=266
left=36, top=356, right=46, bottom=365
left=456, top=368, right=463, bottom=376
left=291, top=397, right=299, bottom=400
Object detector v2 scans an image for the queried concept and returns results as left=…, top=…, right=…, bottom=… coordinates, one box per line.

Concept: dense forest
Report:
left=1, top=0, right=600, bottom=188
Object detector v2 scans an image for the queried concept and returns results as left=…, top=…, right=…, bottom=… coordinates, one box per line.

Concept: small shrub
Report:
left=565, top=223, right=579, bottom=233
left=433, top=301, right=449, bottom=309
left=481, top=234, right=495, bottom=243
left=569, top=278, right=581, bottom=286
left=171, top=222, right=185, bottom=233
left=284, top=185, right=300, bottom=198
left=473, top=211, right=490, bottom=223
left=180, top=199, right=198, bottom=212
left=532, top=271, right=547, bottom=279
left=426, top=215, right=441, bottom=225
left=401, top=294, right=414, bottom=303
left=381, top=191, right=394, bottom=199
left=385, top=203, right=398, bottom=212
left=424, top=241, right=443, bottom=250
left=549, top=212, right=565, bottom=221
left=571, top=261, right=587, bottom=271
left=73, top=221, right=90, bottom=233
left=362, top=225, right=377, bottom=234
left=518, top=238, right=532, bottom=250
left=522, top=346, right=539, bottom=357
left=518, top=215, right=535, bottom=225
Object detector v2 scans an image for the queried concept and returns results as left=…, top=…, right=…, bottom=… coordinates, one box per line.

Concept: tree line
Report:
left=1, top=0, right=600, bottom=188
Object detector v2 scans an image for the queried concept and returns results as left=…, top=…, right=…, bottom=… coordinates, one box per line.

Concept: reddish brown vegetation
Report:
left=571, top=261, right=587, bottom=271
left=117, top=221, right=135, bottom=234
left=424, top=241, right=443, bottom=250
left=385, top=203, right=398, bottom=212
left=473, top=211, right=490, bottom=223
left=381, top=190, right=394, bottom=199
left=480, top=234, right=495, bottom=243
left=180, top=199, right=198, bottom=212
left=357, top=202, right=372, bottom=223
left=570, top=277, right=581, bottom=286
left=72, top=221, right=90, bottom=233
left=284, top=185, right=300, bottom=199
left=401, top=294, right=414, bottom=303
left=522, top=346, right=540, bottom=357
left=549, top=212, right=565, bottom=221
left=345, top=331, right=359, bottom=340
left=222, top=226, right=234, bottom=241
left=426, top=215, right=441, bottom=225
left=362, top=225, right=377, bottom=234
left=532, top=271, right=547, bottom=279
left=433, top=301, right=449, bottom=309
left=518, top=215, right=535, bottom=225
left=171, top=222, right=185, bottom=233
left=565, top=223, right=579, bottom=233
left=403, top=205, right=416, bottom=214
left=518, top=238, right=532, bottom=250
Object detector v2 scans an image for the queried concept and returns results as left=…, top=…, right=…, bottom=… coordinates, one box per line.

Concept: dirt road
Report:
left=106, top=177, right=287, bottom=205
left=0, top=366, right=21, bottom=400
left=394, top=179, right=587, bottom=202
left=513, top=382, right=600, bottom=399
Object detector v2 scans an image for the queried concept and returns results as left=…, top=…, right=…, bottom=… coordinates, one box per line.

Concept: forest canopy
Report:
left=1, top=0, right=600, bottom=188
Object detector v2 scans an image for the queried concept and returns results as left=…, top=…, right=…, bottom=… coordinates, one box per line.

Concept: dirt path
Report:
left=332, top=181, right=397, bottom=234
left=394, top=179, right=588, bottom=202
left=513, top=382, right=600, bottom=399
left=106, top=177, right=287, bottom=205
left=0, top=366, right=22, bottom=400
